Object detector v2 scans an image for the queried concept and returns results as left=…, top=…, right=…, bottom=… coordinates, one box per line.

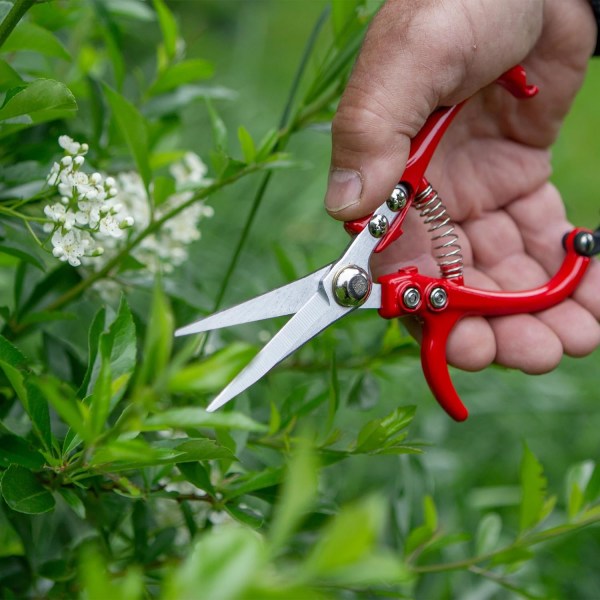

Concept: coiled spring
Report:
left=413, top=184, right=464, bottom=280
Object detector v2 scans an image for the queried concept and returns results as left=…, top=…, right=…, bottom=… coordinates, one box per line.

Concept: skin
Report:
left=324, top=0, right=600, bottom=375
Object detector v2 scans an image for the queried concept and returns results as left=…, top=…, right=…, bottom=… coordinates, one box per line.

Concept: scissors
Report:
left=176, top=66, right=600, bottom=422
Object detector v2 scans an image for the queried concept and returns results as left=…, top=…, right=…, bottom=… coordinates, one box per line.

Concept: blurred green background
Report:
left=2, top=0, right=598, bottom=597
left=168, top=1, right=600, bottom=596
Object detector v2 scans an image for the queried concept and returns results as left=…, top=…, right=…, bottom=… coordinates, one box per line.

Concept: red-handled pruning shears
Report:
left=176, top=66, right=600, bottom=422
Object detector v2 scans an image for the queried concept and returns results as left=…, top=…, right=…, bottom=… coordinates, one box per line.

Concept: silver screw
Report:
left=387, top=184, right=409, bottom=211
left=333, top=266, right=371, bottom=307
left=574, top=231, right=595, bottom=255
left=403, top=287, right=421, bottom=309
left=429, top=287, right=448, bottom=309
left=369, top=214, right=389, bottom=238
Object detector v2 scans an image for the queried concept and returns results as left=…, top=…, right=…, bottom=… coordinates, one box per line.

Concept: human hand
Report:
left=325, top=0, right=600, bottom=374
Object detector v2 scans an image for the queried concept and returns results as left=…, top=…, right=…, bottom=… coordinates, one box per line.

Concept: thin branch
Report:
left=206, top=6, right=331, bottom=324
left=0, top=0, right=36, bottom=49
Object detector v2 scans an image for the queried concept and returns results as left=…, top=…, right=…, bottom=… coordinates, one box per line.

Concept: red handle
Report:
left=378, top=230, right=592, bottom=421
left=344, top=65, right=539, bottom=252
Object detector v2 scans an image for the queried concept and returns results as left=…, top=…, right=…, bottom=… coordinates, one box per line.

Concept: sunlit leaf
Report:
left=147, top=59, right=214, bottom=96
left=163, top=525, right=263, bottom=600
left=566, top=461, right=595, bottom=519
left=304, top=495, right=385, bottom=575
left=143, top=407, right=267, bottom=433
left=237, top=125, right=256, bottom=164
left=153, top=0, right=178, bottom=64
left=519, top=443, right=548, bottom=532
left=137, top=279, right=173, bottom=387
left=269, top=439, right=318, bottom=551
left=167, top=342, right=257, bottom=394
left=0, top=79, right=76, bottom=123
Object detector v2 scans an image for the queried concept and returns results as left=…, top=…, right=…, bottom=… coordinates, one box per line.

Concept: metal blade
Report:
left=175, top=265, right=332, bottom=336
left=206, top=288, right=351, bottom=411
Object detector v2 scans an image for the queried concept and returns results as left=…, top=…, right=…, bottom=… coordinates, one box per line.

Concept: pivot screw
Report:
left=369, top=214, right=389, bottom=238
left=574, top=231, right=596, bottom=256
left=429, top=287, right=448, bottom=309
left=402, top=287, right=421, bottom=309
left=333, top=266, right=371, bottom=307
left=387, top=184, right=409, bottom=211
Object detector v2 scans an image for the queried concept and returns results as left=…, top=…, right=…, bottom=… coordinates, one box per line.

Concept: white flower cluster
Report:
left=45, top=137, right=213, bottom=276
left=111, top=152, right=214, bottom=274
left=45, top=136, right=134, bottom=266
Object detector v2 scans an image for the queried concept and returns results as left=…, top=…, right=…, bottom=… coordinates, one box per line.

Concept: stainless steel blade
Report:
left=206, top=288, right=351, bottom=411
left=175, top=265, right=333, bottom=336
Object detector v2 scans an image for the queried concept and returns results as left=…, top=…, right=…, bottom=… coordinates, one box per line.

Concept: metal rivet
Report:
left=387, top=184, right=409, bottom=211
left=402, top=287, right=421, bottom=309
left=333, top=266, right=371, bottom=307
left=368, top=214, right=388, bottom=238
left=429, top=287, right=448, bottom=309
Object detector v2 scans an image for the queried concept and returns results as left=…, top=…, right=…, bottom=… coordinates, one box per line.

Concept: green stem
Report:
left=0, top=0, right=36, bottom=49
left=9, top=164, right=263, bottom=334
left=411, top=513, right=600, bottom=575
left=208, top=6, right=330, bottom=318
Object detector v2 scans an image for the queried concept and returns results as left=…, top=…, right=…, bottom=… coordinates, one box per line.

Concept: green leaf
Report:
left=24, top=381, right=52, bottom=452
left=103, top=85, right=152, bottom=193
left=37, top=376, right=91, bottom=442
left=90, top=438, right=231, bottom=471
left=143, top=407, right=267, bottom=433
left=168, top=342, right=258, bottom=394
left=78, top=307, right=106, bottom=397
left=490, top=547, right=534, bottom=567
left=164, top=525, right=263, bottom=600
left=331, top=0, right=363, bottom=42
left=0, top=435, right=45, bottom=470
left=151, top=174, right=176, bottom=206
left=224, top=467, right=284, bottom=501
left=423, top=495, right=437, bottom=532
left=269, top=439, right=318, bottom=551
left=153, top=0, right=178, bottom=64
left=255, top=127, right=280, bottom=162
left=205, top=98, right=227, bottom=151
left=87, top=297, right=137, bottom=412
left=104, top=0, right=155, bottom=21
left=79, top=546, right=143, bottom=600
left=178, top=462, right=215, bottom=495
left=89, top=346, right=112, bottom=438
left=2, top=22, right=71, bottom=60
left=57, top=488, right=86, bottom=519
left=519, top=443, right=548, bottom=532
left=0, top=79, right=76, bottom=124
left=147, top=59, right=214, bottom=96
left=353, top=406, right=416, bottom=454
left=0, top=59, right=22, bottom=91
left=1, top=465, right=55, bottom=514
left=475, top=513, right=502, bottom=556
left=237, top=125, right=256, bottom=164
left=136, top=279, right=173, bottom=387
left=566, top=460, right=595, bottom=519
left=404, top=524, right=435, bottom=556
left=0, top=334, right=26, bottom=367
left=305, top=495, right=385, bottom=575
left=0, top=360, right=27, bottom=406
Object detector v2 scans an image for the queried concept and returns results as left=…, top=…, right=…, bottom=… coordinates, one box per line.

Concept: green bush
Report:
left=1, top=1, right=599, bottom=598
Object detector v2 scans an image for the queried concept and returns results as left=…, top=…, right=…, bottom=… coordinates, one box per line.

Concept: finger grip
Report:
left=420, top=313, right=469, bottom=422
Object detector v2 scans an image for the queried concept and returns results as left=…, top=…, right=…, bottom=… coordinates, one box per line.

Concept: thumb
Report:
left=324, top=0, right=543, bottom=220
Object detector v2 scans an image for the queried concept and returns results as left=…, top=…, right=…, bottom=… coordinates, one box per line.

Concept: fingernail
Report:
left=324, top=169, right=362, bottom=213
